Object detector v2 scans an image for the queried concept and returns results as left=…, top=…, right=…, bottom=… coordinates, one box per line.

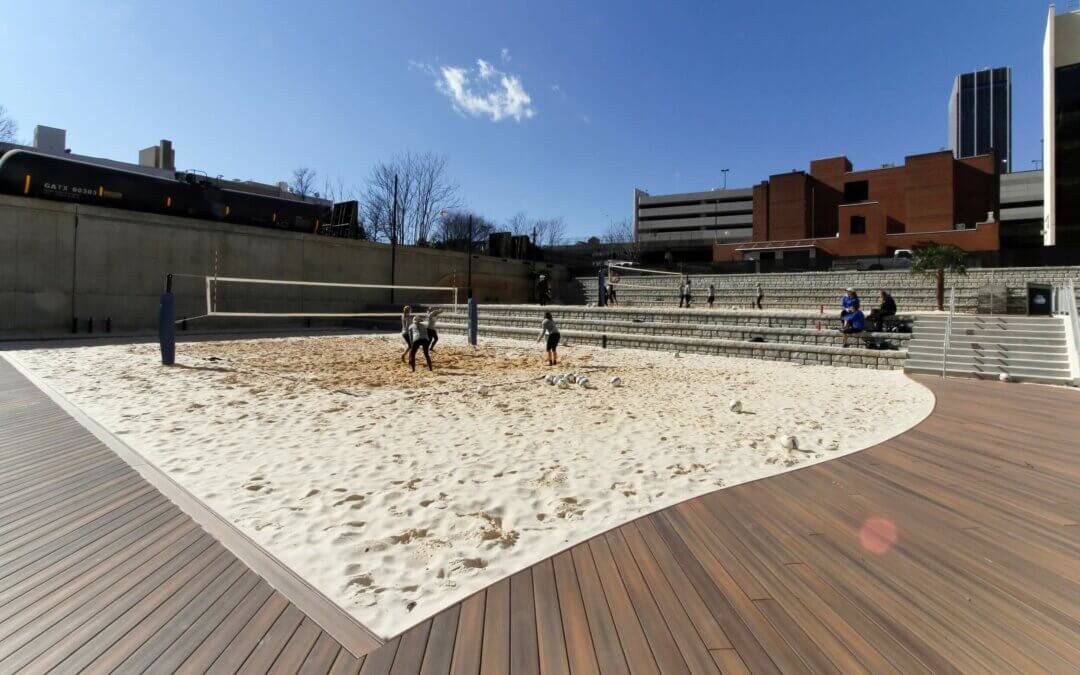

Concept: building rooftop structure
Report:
left=0, top=125, right=328, bottom=206
left=714, top=150, right=1001, bottom=265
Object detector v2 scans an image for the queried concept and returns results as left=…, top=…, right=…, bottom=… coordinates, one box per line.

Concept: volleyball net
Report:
left=158, top=273, right=463, bottom=364
left=605, top=263, right=682, bottom=302
left=188, top=275, right=458, bottom=319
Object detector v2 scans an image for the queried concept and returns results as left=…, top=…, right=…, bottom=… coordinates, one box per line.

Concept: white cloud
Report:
left=422, top=58, right=537, bottom=123
left=551, top=83, right=562, bottom=95
left=500, top=47, right=511, bottom=63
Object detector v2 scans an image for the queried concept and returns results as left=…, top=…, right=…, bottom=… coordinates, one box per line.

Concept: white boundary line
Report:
left=607, top=264, right=682, bottom=277
left=211, top=275, right=458, bottom=292
left=207, top=312, right=403, bottom=318
left=0, top=352, right=385, bottom=656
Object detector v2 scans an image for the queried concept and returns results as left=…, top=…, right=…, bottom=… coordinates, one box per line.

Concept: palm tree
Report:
left=910, top=243, right=967, bottom=311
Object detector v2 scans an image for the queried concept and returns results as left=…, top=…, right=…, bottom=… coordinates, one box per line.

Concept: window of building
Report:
left=843, top=181, right=869, bottom=203
left=886, top=218, right=905, bottom=234
left=850, top=215, right=866, bottom=235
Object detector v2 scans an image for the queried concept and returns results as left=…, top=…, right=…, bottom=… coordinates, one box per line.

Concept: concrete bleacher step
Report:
left=908, top=344, right=1070, bottom=361
left=439, top=312, right=910, bottom=349
left=906, top=312, right=1074, bottom=385
left=909, top=336, right=1068, bottom=351
left=904, top=351, right=1068, bottom=371
left=903, top=361, right=1073, bottom=386
left=439, top=321, right=906, bottom=370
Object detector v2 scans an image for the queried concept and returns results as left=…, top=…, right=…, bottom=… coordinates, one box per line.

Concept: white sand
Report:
left=7, top=334, right=933, bottom=637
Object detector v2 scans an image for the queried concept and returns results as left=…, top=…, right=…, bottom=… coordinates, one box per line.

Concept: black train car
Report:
left=0, top=149, right=330, bottom=233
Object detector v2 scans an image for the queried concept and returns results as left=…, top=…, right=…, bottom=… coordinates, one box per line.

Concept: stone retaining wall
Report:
left=439, top=322, right=906, bottom=370
left=440, top=313, right=911, bottom=348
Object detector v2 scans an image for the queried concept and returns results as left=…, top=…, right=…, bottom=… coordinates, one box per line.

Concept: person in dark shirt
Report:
left=679, top=277, right=692, bottom=308
left=755, top=283, right=764, bottom=310
left=840, top=308, right=866, bottom=347
left=869, top=290, right=897, bottom=332
left=707, top=283, right=716, bottom=308
left=537, top=311, right=561, bottom=366
left=840, top=288, right=860, bottom=318
left=537, top=275, right=551, bottom=306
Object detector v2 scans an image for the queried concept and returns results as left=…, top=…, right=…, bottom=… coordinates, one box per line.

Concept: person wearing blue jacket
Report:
left=840, top=288, right=861, bottom=318
left=840, top=308, right=866, bottom=347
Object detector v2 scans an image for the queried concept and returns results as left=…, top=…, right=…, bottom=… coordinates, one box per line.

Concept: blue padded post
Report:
left=467, top=297, right=478, bottom=346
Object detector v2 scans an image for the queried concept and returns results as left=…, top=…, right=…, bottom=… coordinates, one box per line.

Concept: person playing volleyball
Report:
left=408, top=315, right=433, bottom=371
left=426, top=307, right=443, bottom=351
left=536, top=311, right=561, bottom=366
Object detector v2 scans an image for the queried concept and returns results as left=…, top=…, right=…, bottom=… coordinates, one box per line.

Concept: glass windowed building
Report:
left=1044, top=5, right=1080, bottom=246
left=949, top=67, right=1012, bottom=174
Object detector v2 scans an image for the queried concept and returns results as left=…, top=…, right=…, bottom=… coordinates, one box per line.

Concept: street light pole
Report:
left=721, top=168, right=730, bottom=190
left=390, top=174, right=398, bottom=304
left=467, top=214, right=473, bottom=299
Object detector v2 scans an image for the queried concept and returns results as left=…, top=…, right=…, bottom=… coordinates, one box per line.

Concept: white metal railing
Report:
left=1056, top=279, right=1080, bottom=384
left=941, top=286, right=956, bottom=378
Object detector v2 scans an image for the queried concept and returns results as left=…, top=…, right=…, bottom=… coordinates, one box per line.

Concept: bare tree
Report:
left=603, top=218, right=640, bottom=261
left=532, top=216, right=568, bottom=247
left=0, top=105, right=17, bottom=143
left=290, top=167, right=317, bottom=198
left=361, top=152, right=461, bottom=246
left=436, top=210, right=495, bottom=251
left=506, top=211, right=531, bottom=236
left=320, top=176, right=354, bottom=204
left=504, top=212, right=568, bottom=247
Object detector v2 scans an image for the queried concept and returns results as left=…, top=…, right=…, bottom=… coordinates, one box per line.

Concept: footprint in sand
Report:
left=333, top=494, right=365, bottom=507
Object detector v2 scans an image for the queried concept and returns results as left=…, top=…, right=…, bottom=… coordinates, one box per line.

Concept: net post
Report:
left=467, top=297, right=478, bottom=346
left=159, top=274, right=176, bottom=365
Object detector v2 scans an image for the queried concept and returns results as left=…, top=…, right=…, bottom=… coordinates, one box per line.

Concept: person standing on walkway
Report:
left=755, top=283, right=764, bottom=310
left=707, top=283, right=716, bottom=308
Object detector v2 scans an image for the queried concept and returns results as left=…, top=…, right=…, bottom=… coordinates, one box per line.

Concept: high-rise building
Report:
left=949, top=67, right=1012, bottom=174
left=1043, top=5, right=1080, bottom=246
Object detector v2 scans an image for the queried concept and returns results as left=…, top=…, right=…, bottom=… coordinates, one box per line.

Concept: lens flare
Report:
left=859, top=517, right=898, bottom=554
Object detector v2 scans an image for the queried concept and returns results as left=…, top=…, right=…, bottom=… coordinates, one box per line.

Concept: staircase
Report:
left=904, top=315, right=1073, bottom=385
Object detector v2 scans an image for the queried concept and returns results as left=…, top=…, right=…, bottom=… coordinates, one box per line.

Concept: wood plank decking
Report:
left=2, top=352, right=1078, bottom=673
left=360, top=375, right=1080, bottom=674
left=0, top=359, right=369, bottom=673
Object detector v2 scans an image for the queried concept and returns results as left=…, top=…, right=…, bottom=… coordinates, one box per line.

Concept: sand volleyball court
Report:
left=8, top=333, right=934, bottom=637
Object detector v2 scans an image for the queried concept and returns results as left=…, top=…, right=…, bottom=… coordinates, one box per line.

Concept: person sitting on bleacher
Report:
left=840, top=288, right=860, bottom=318
left=840, top=308, right=866, bottom=348
left=868, top=290, right=897, bottom=332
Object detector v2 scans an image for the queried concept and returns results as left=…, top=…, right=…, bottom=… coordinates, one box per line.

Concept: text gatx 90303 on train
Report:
left=0, top=149, right=331, bottom=233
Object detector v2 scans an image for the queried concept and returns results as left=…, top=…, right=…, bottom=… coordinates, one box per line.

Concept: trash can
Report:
left=1027, top=283, right=1053, bottom=315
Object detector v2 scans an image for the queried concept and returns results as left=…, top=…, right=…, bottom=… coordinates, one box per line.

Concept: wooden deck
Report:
left=359, top=375, right=1080, bottom=674
left=2, top=356, right=1078, bottom=674
left=0, top=359, right=369, bottom=674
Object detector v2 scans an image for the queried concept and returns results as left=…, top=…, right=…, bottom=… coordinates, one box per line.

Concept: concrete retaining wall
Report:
left=439, top=322, right=906, bottom=370
left=0, top=195, right=568, bottom=334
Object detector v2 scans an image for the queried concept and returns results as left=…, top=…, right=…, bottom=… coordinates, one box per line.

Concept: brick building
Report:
left=713, top=150, right=1000, bottom=265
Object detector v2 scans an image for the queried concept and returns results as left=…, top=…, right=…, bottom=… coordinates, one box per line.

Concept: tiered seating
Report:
left=436, top=305, right=910, bottom=370
left=588, top=272, right=972, bottom=312
left=580, top=266, right=1080, bottom=314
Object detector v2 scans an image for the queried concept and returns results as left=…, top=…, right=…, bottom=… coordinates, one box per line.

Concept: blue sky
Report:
left=0, top=1, right=1054, bottom=240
